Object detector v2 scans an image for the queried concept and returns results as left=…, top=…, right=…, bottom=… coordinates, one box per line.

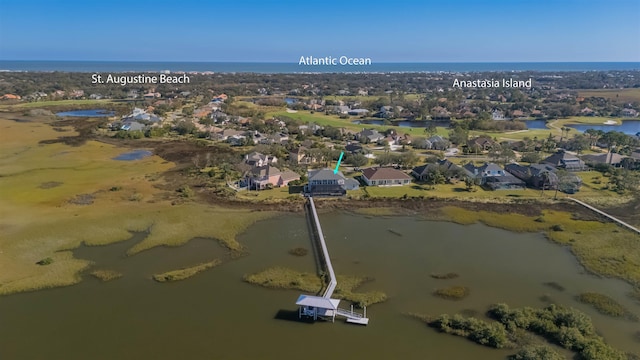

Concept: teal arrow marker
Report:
left=333, top=151, right=344, bottom=174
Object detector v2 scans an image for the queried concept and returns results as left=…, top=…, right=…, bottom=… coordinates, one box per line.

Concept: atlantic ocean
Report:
left=1, top=61, right=639, bottom=73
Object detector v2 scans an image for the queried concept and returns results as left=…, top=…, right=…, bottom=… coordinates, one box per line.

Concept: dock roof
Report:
left=296, top=295, right=340, bottom=310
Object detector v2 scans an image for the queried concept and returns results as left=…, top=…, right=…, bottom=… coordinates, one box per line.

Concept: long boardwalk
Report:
left=568, top=198, right=640, bottom=235
left=304, top=197, right=369, bottom=324
left=307, top=197, right=337, bottom=298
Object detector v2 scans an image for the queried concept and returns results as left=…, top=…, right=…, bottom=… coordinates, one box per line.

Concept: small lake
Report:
left=0, top=212, right=637, bottom=360
left=56, top=109, right=115, bottom=117
left=567, top=120, right=640, bottom=136
left=112, top=150, right=152, bottom=161
left=284, top=98, right=298, bottom=105
left=523, top=119, right=549, bottom=130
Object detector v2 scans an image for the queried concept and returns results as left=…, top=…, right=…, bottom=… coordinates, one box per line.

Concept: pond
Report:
left=523, top=119, right=549, bottom=130
left=112, top=150, right=153, bottom=161
left=55, top=109, right=115, bottom=117
left=0, top=212, right=637, bottom=360
left=567, top=120, right=640, bottom=136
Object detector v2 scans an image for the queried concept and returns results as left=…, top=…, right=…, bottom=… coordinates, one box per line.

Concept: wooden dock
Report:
left=296, top=197, right=369, bottom=325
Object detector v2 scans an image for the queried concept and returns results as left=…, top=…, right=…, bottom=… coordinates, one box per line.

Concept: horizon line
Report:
left=1, top=60, right=639, bottom=64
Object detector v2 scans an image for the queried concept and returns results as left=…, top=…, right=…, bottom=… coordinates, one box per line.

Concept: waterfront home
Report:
left=120, top=121, right=145, bottom=132
left=305, top=168, right=359, bottom=196
left=361, top=167, right=411, bottom=186
left=245, top=165, right=300, bottom=190
left=462, top=162, right=506, bottom=180
left=621, top=108, right=638, bottom=117
left=411, top=159, right=463, bottom=182
left=582, top=152, right=625, bottom=166
left=542, top=150, right=587, bottom=171
left=482, top=174, right=526, bottom=190
left=505, top=163, right=558, bottom=189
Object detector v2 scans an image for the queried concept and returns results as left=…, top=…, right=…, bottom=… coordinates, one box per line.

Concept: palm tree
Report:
left=540, top=171, right=550, bottom=197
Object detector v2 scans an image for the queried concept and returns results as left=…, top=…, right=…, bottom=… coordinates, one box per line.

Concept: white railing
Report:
left=336, top=308, right=364, bottom=319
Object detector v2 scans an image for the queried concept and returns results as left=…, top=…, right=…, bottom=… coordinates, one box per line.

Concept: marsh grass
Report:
left=243, top=267, right=387, bottom=307
left=578, top=292, right=638, bottom=320
left=90, top=269, right=123, bottom=282
left=153, top=260, right=221, bottom=282
left=288, top=247, right=308, bottom=256
left=431, top=272, right=460, bottom=280
left=352, top=207, right=397, bottom=216
left=434, top=286, right=470, bottom=300
left=543, top=282, right=565, bottom=291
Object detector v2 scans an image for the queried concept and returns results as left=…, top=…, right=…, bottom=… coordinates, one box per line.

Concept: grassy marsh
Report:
left=0, top=117, right=275, bottom=295
left=243, top=267, right=387, bottom=307
left=434, top=286, right=470, bottom=300
left=578, top=292, right=638, bottom=320
left=153, top=260, right=221, bottom=282
left=90, top=269, right=123, bottom=282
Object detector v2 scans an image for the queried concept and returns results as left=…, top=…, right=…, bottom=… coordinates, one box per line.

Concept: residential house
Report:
left=245, top=165, right=300, bottom=190
left=357, top=129, right=385, bottom=143
left=245, top=152, right=278, bottom=167
left=431, top=106, right=451, bottom=120
left=462, top=162, right=525, bottom=190
left=120, top=121, right=145, bottom=132
left=122, top=108, right=161, bottom=123
left=621, top=108, right=639, bottom=117
left=505, top=163, right=559, bottom=189
left=258, top=132, right=289, bottom=145
left=345, top=143, right=364, bottom=154
left=542, top=150, right=587, bottom=171
left=580, top=107, right=595, bottom=116
left=348, top=109, right=369, bottom=116
left=1, top=94, right=21, bottom=100
left=427, top=135, right=449, bottom=150
left=361, top=167, right=412, bottom=186
left=582, top=152, right=625, bottom=166
left=305, top=169, right=359, bottom=196
left=492, top=110, right=506, bottom=121
left=411, top=159, right=463, bottom=182
left=463, top=162, right=506, bottom=180
left=466, top=137, right=495, bottom=153
left=482, top=174, right=526, bottom=190
left=289, top=147, right=316, bottom=165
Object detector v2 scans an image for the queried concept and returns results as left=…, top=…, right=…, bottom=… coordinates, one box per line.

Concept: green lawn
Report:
left=268, top=109, right=450, bottom=137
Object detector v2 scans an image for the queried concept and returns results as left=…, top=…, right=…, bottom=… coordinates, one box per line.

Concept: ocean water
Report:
left=1, top=61, right=639, bottom=73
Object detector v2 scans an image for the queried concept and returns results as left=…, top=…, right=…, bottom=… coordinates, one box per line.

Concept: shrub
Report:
left=177, top=184, right=194, bottom=198
left=36, top=257, right=53, bottom=265
left=434, top=286, right=470, bottom=300
left=550, top=224, right=564, bottom=232
left=430, top=272, right=460, bottom=280
left=509, top=345, right=564, bottom=360
left=288, top=247, right=309, bottom=256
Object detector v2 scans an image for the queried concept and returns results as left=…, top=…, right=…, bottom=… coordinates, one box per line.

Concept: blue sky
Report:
left=0, top=0, right=638, bottom=62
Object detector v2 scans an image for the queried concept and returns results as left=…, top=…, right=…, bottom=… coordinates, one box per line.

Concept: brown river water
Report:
left=1, top=212, right=638, bottom=359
